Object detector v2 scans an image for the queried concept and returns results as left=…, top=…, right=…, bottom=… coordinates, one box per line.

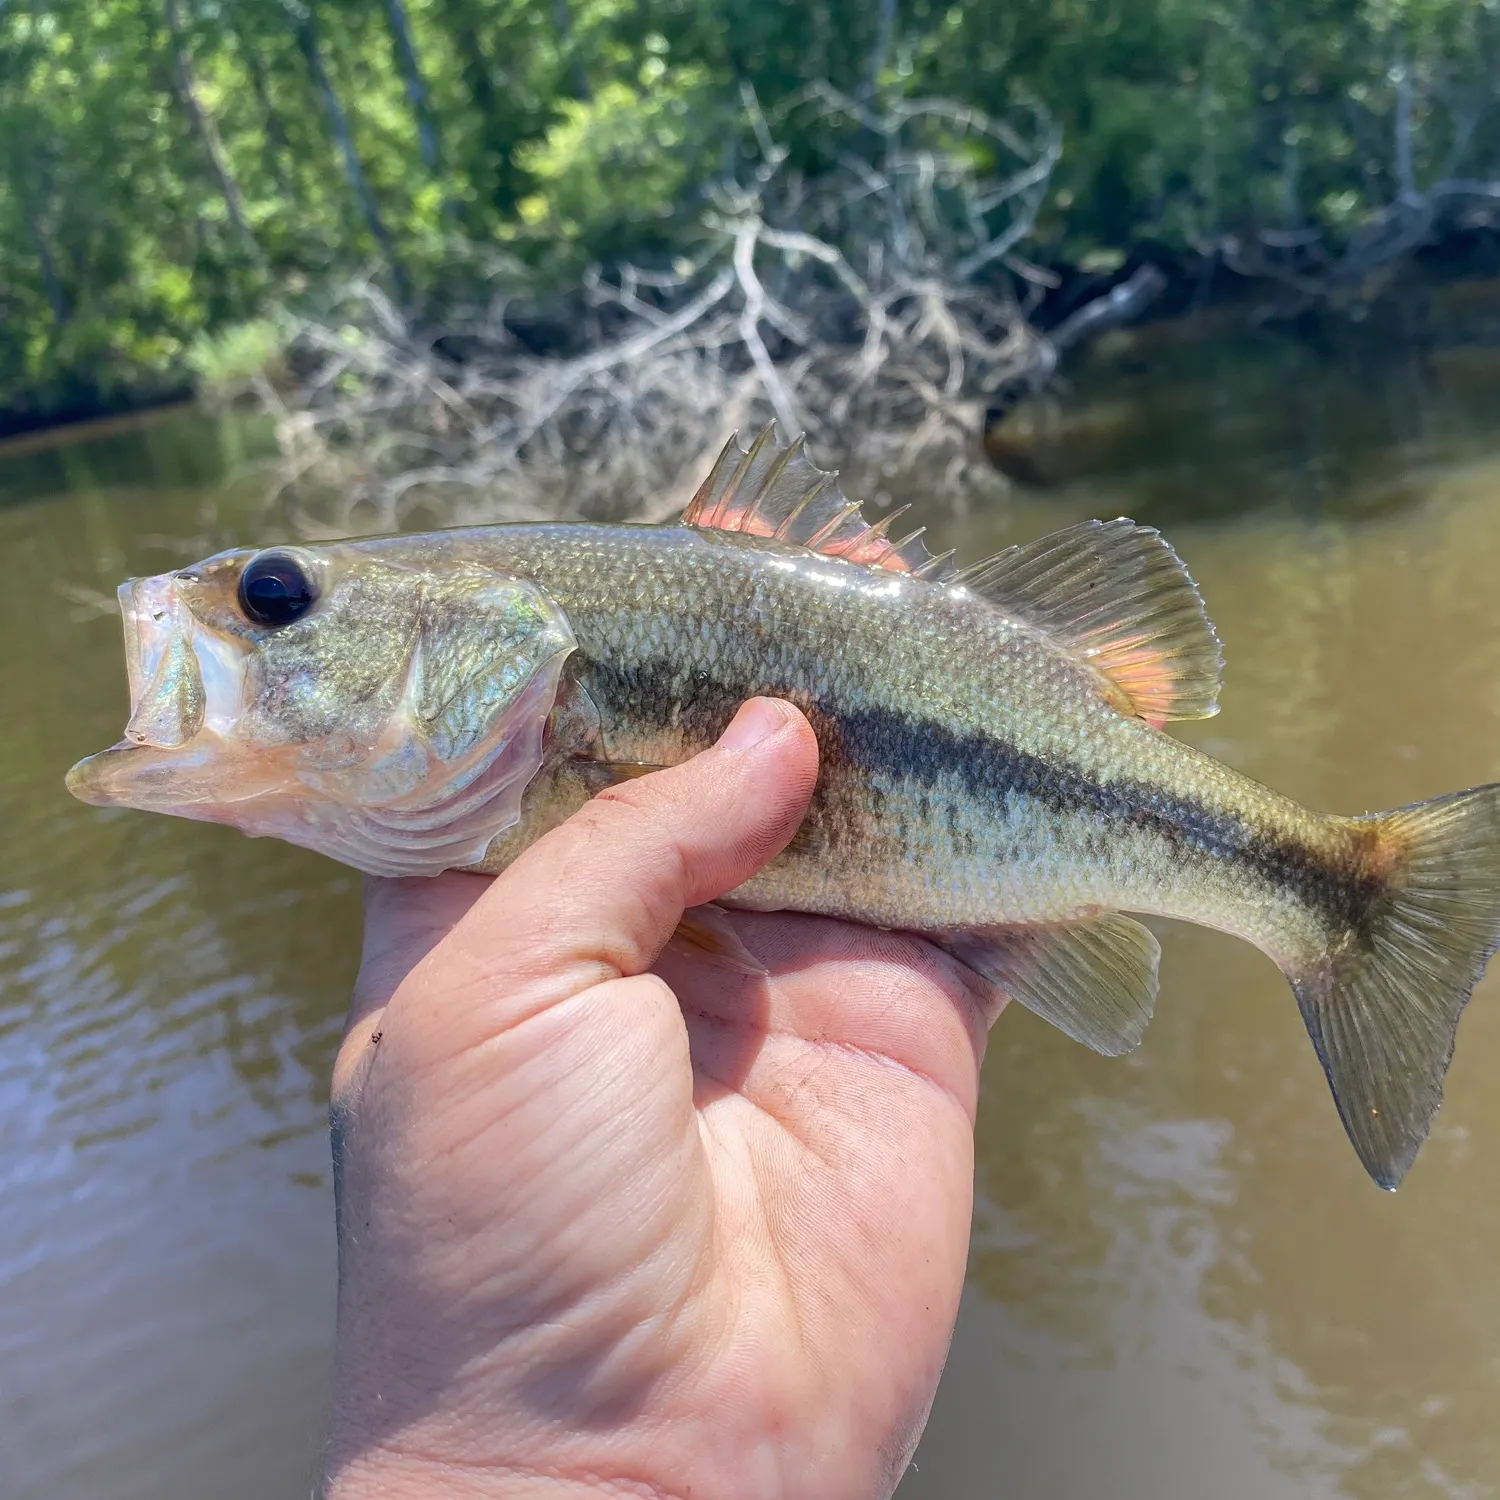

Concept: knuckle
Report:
left=567, top=785, right=649, bottom=844
left=561, top=781, right=694, bottom=911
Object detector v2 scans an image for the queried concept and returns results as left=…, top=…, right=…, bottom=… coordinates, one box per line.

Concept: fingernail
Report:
left=716, top=697, right=789, bottom=752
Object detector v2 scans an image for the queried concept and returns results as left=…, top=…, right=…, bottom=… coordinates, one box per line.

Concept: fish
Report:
left=67, top=425, right=1500, bottom=1190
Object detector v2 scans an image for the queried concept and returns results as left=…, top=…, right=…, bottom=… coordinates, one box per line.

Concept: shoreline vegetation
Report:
left=7, top=1, right=1500, bottom=513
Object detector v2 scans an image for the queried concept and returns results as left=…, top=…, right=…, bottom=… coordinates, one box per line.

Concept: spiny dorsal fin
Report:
left=681, top=425, right=960, bottom=580
left=956, top=519, right=1224, bottom=724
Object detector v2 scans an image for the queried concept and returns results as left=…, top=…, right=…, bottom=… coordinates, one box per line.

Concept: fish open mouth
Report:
left=119, top=578, right=153, bottom=715
left=66, top=573, right=250, bottom=810
left=118, top=576, right=205, bottom=748
left=124, top=576, right=247, bottom=741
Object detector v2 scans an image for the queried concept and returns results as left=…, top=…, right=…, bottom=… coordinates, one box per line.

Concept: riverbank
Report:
left=17, top=232, right=1500, bottom=457
left=8, top=0, right=1499, bottom=452
left=0, top=399, right=197, bottom=457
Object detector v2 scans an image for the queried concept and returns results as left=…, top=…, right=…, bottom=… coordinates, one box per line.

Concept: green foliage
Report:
left=514, top=64, right=722, bottom=255
left=185, top=314, right=289, bottom=389
left=1, top=0, right=1498, bottom=423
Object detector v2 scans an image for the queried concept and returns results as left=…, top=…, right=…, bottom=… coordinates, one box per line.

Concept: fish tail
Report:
left=1291, top=784, right=1500, bottom=1189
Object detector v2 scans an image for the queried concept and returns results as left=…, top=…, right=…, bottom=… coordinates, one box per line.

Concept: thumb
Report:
left=402, top=697, right=819, bottom=1018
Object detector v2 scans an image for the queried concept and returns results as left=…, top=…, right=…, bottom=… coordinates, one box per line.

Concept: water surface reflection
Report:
left=903, top=445, right=1500, bottom=1500
left=0, top=417, right=357, bottom=1500
left=3, top=379, right=1500, bottom=1498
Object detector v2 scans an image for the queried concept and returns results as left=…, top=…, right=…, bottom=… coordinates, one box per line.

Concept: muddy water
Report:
left=3, top=361, right=1500, bottom=1499
left=0, top=414, right=356, bottom=1500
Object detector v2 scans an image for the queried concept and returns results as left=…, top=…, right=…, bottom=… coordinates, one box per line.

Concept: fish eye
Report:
left=237, top=550, right=318, bottom=628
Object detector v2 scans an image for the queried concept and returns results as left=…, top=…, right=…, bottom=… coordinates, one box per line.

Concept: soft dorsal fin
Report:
left=957, top=518, right=1224, bottom=724
left=681, top=425, right=959, bottom=579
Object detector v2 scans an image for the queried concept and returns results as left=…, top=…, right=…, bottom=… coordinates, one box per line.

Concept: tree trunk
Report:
left=861, top=0, right=897, bottom=101
left=382, top=0, right=441, bottom=170
left=551, top=0, right=590, bottom=101
left=434, top=0, right=497, bottom=123
left=228, top=16, right=291, bottom=185
left=432, top=0, right=521, bottom=215
left=161, top=0, right=258, bottom=254
left=15, top=157, right=69, bottom=327
left=294, top=10, right=411, bottom=302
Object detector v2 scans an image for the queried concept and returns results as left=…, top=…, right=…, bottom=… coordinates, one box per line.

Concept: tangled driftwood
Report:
left=241, top=84, right=1067, bottom=536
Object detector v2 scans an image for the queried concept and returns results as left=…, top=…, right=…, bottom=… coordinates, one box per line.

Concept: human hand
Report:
left=324, top=698, right=1001, bottom=1500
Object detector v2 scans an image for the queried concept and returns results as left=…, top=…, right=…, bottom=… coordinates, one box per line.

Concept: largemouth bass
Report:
left=67, top=427, right=1500, bottom=1190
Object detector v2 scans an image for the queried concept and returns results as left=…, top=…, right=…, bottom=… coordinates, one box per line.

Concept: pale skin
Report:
left=324, top=698, right=1005, bottom=1500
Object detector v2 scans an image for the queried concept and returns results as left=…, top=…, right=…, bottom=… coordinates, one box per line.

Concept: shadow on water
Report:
left=0, top=405, right=275, bottom=516
left=984, top=312, right=1500, bottom=529
left=3, top=362, right=1500, bottom=1499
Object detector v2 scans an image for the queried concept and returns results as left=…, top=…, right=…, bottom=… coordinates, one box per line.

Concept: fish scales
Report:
left=65, top=426, right=1500, bottom=1191
left=461, top=522, right=1366, bottom=960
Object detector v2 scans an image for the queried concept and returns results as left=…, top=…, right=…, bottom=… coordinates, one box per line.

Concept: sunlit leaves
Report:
left=0, top=0, right=1496, bottom=425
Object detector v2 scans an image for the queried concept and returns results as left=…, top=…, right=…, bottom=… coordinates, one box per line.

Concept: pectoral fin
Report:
left=934, top=913, right=1161, bottom=1055
left=413, top=571, right=577, bottom=765
left=573, top=760, right=669, bottom=788
left=312, top=570, right=579, bottom=877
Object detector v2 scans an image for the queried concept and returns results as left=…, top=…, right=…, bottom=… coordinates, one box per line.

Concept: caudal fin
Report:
left=1293, top=784, right=1500, bottom=1190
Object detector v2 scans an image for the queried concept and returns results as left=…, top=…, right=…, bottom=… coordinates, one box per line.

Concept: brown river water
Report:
left=3, top=337, right=1500, bottom=1499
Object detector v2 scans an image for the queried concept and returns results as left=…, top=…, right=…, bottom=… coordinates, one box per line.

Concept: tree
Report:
left=0, top=0, right=1496, bottom=428
left=160, top=0, right=257, bottom=254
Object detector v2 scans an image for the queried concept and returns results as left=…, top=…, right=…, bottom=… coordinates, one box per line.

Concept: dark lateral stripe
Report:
left=578, top=651, right=1381, bottom=932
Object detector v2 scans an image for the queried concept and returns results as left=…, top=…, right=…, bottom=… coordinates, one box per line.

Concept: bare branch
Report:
left=733, top=222, right=803, bottom=434
left=236, top=79, right=1084, bottom=530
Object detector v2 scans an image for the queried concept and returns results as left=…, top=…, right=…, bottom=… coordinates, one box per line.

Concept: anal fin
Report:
left=933, top=913, right=1161, bottom=1056
left=667, top=904, right=770, bottom=976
